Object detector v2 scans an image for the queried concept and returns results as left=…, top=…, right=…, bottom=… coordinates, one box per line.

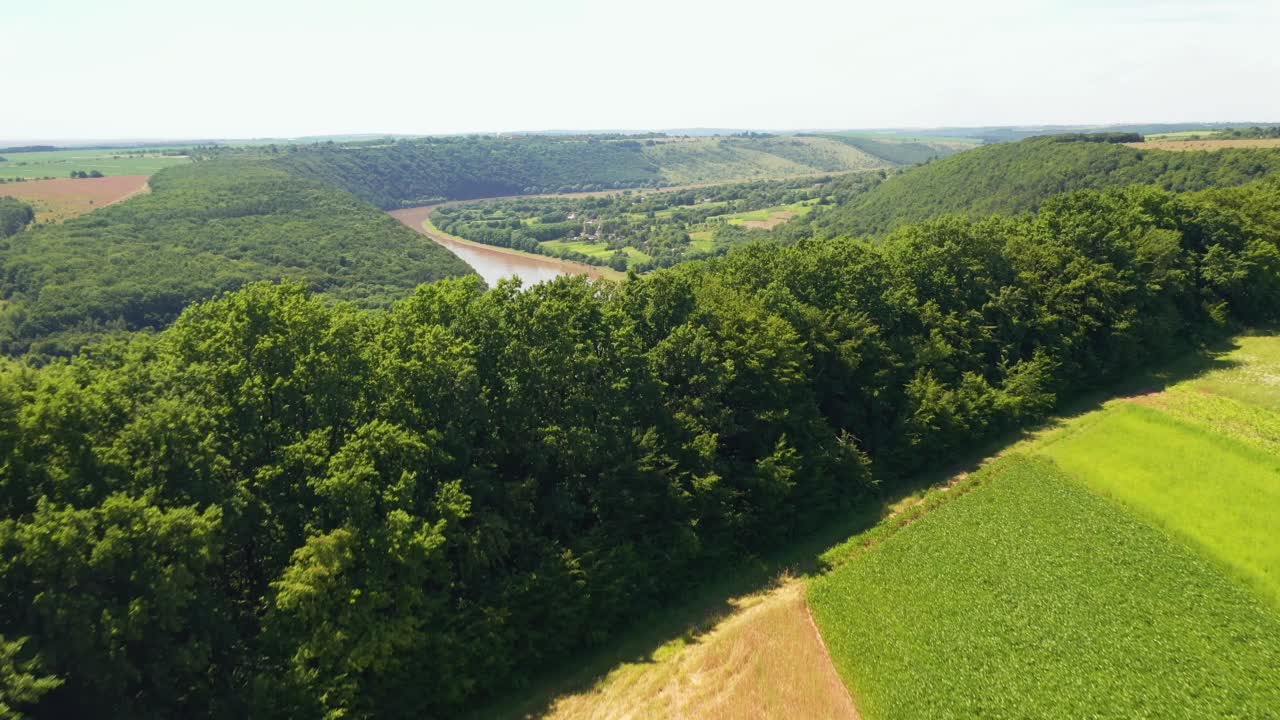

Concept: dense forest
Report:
left=274, top=136, right=667, bottom=208
left=805, top=136, right=1280, bottom=238
left=0, top=199, right=34, bottom=238
left=1, top=169, right=1278, bottom=718
left=0, top=162, right=471, bottom=357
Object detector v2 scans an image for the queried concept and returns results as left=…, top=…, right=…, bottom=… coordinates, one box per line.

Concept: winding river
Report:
left=389, top=205, right=621, bottom=288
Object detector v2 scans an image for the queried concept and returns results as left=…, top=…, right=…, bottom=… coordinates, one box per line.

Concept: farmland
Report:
left=0, top=146, right=190, bottom=181
left=809, top=454, right=1280, bottom=719
left=1036, top=334, right=1280, bottom=608
left=1131, top=138, right=1280, bottom=151
left=0, top=175, right=150, bottom=222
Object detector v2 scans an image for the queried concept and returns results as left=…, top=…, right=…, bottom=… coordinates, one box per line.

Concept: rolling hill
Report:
left=807, top=135, right=1280, bottom=237
left=272, top=134, right=967, bottom=209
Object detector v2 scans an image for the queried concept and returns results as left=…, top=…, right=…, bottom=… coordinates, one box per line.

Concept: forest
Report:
left=805, top=135, right=1280, bottom=237
left=273, top=136, right=667, bottom=208
left=0, top=161, right=472, bottom=357
left=1, top=164, right=1278, bottom=718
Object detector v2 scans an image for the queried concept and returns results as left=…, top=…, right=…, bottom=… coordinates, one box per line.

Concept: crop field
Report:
left=1129, top=138, right=1280, bottom=151
left=0, top=147, right=190, bottom=181
left=1035, top=334, right=1280, bottom=608
left=0, top=175, right=150, bottom=222
left=809, top=454, right=1280, bottom=720
left=710, top=199, right=818, bottom=229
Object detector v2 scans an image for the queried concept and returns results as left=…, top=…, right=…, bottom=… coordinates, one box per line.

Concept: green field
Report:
left=0, top=147, right=192, bottom=180
left=710, top=199, right=818, bottom=226
left=810, top=454, right=1280, bottom=719
left=1144, top=129, right=1229, bottom=142
left=1036, top=335, right=1280, bottom=608
left=540, top=239, right=651, bottom=266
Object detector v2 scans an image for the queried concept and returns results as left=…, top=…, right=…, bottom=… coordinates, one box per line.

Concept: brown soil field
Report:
left=1127, top=138, right=1280, bottom=152
left=0, top=175, right=150, bottom=222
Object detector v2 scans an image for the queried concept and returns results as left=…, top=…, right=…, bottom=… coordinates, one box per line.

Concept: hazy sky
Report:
left=5, top=0, right=1279, bottom=140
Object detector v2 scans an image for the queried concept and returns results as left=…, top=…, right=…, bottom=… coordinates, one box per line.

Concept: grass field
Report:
left=810, top=454, right=1280, bottom=719
left=1143, top=130, right=1229, bottom=142
left=1035, top=335, right=1280, bottom=608
left=540, top=239, right=651, bottom=267
left=0, top=147, right=190, bottom=181
left=711, top=199, right=818, bottom=229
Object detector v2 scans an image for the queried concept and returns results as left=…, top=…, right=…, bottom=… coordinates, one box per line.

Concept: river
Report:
left=389, top=205, right=621, bottom=288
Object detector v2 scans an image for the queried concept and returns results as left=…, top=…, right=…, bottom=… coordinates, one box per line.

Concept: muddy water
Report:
left=389, top=205, right=616, bottom=288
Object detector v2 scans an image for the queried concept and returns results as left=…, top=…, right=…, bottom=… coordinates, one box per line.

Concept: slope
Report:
left=809, top=136, right=1280, bottom=237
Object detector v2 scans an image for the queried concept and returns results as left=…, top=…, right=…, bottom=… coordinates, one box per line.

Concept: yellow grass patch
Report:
left=1127, top=138, right=1280, bottom=152
left=542, top=580, right=859, bottom=720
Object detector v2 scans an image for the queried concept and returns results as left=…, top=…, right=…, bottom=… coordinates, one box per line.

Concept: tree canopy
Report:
left=0, top=199, right=34, bottom=238
left=1, top=176, right=1278, bottom=718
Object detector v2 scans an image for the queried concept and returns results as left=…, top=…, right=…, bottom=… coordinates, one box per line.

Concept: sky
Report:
left=4, top=0, right=1280, bottom=140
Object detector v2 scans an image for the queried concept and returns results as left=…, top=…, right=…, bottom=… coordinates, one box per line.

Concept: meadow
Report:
left=809, top=454, right=1280, bottom=719
left=0, top=146, right=190, bottom=181
left=709, top=198, right=818, bottom=229
left=1036, top=335, right=1280, bottom=608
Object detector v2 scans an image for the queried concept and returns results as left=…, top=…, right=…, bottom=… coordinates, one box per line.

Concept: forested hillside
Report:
left=0, top=162, right=472, bottom=357
left=808, top=136, right=1280, bottom=237
left=274, top=136, right=666, bottom=208
left=2, top=176, right=1278, bottom=719
left=272, top=134, right=937, bottom=210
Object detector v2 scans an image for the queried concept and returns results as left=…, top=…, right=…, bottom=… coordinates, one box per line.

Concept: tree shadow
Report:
left=466, top=335, right=1246, bottom=719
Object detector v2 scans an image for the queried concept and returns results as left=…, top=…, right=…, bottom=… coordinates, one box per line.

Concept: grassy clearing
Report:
left=711, top=199, right=817, bottom=226
left=0, top=147, right=190, bottom=180
left=540, top=240, right=651, bottom=266
left=1034, top=335, right=1280, bottom=608
left=810, top=454, right=1280, bottom=720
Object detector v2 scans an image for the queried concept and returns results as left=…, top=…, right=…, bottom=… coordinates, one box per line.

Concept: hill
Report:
left=271, top=134, right=959, bottom=210
left=807, top=136, right=1280, bottom=237
left=0, top=161, right=472, bottom=357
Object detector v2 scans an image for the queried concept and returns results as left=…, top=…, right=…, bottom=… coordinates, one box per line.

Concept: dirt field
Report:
left=1127, top=138, right=1280, bottom=152
left=0, top=175, right=149, bottom=222
left=541, top=580, right=859, bottom=720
